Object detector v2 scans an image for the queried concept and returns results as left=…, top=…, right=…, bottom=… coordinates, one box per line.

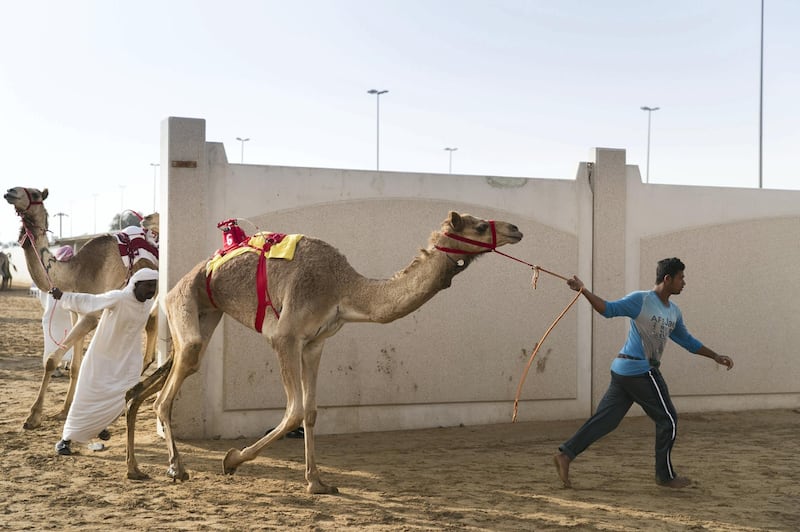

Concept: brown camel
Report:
left=3, top=186, right=159, bottom=429
left=127, top=211, right=522, bottom=493
left=0, top=251, right=14, bottom=289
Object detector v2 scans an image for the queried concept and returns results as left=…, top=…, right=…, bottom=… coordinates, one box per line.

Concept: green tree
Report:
left=110, top=212, right=143, bottom=231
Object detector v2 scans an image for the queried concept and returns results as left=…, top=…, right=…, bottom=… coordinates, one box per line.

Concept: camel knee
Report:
left=285, top=411, right=305, bottom=430
left=153, top=395, right=171, bottom=421
left=179, top=340, right=204, bottom=370
left=44, top=357, right=59, bottom=372
left=305, top=410, right=318, bottom=428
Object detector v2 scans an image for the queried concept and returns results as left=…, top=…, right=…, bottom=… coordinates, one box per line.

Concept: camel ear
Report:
left=41, top=188, right=49, bottom=201
left=448, top=211, right=463, bottom=231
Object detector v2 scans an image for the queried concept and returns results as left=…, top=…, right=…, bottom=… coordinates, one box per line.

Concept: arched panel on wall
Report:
left=640, top=216, right=800, bottom=398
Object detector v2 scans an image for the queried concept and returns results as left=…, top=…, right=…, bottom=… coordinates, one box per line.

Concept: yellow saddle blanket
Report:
left=206, top=232, right=304, bottom=275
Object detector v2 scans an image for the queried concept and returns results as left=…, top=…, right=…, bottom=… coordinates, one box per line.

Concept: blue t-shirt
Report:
left=603, top=290, right=703, bottom=376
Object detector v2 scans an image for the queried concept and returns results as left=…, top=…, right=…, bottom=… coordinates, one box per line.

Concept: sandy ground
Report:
left=0, top=287, right=798, bottom=531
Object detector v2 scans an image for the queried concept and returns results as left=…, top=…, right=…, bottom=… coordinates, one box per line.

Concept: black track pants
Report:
left=558, top=368, right=679, bottom=483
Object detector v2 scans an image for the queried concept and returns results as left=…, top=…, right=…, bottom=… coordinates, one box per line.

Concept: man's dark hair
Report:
left=656, top=257, right=685, bottom=284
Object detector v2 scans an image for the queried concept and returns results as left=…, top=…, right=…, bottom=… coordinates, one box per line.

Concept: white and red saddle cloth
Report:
left=115, top=226, right=159, bottom=270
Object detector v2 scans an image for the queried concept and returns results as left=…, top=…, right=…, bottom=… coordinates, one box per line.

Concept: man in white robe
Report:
left=42, top=245, right=76, bottom=376
left=39, top=290, right=74, bottom=376
left=50, top=268, right=158, bottom=455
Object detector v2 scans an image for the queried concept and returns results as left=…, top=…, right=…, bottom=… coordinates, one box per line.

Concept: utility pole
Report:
left=367, top=89, right=389, bottom=170
left=444, top=147, right=458, bottom=174
left=640, top=106, right=660, bottom=183
left=54, top=212, right=69, bottom=239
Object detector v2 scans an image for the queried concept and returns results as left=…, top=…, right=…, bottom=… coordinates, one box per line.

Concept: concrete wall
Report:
left=159, top=117, right=799, bottom=439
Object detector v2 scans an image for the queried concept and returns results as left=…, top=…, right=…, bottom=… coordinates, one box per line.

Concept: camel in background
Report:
left=4, top=186, right=159, bottom=429
left=127, top=211, right=522, bottom=493
left=0, top=251, right=14, bottom=289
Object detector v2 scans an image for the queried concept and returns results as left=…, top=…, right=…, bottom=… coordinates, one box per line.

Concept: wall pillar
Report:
left=158, top=117, right=210, bottom=437
left=590, top=148, right=628, bottom=408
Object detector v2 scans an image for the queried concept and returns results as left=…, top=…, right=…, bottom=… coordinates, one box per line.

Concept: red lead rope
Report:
left=512, top=285, right=583, bottom=423
left=432, top=218, right=583, bottom=423
left=16, top=196, right=67, bottom=350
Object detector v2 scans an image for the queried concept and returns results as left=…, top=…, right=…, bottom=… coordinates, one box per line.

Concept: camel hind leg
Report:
left=141, top=303, right=158, bottom=372
left=154, top=304, right=221, bottom=482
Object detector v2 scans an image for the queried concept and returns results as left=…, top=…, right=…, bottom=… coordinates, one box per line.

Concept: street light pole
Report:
left=93, top=193, right=98, bottom=234
left=236, top=137, right=250, bottom=164
left=640, top=106, right=660, bottom=183
left=150, top=163, right=160, bottom=213
left=758, top=0, right=764, bottom=188
left=444, top=147, right=458, bottom=174
left=119, top=185, right=126, bottom=229
left=53, top=212, right=69, bottom=239
left=367, top=89, right=388, bottom=171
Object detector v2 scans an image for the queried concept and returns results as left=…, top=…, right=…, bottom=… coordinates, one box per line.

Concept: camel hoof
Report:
left=22, top=416, right=42, bottom=430
left=166, top=466, right=189, bottom=482
left=222, top=448, right=243, bottom=475
left=307, top=482, right=339, bottom=495
left=127, top=469, right=150, bottom=481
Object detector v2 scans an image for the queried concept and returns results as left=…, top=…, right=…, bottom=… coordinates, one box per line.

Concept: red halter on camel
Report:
left=434, top=219, right=498, bottom=256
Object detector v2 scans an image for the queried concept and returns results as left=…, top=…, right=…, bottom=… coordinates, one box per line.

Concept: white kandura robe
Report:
left=39, top=291, right=74, bottom=365
left=59, top=285, right=154, bottom=443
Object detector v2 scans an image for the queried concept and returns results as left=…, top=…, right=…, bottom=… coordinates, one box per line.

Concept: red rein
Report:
left=433, top=218, right=582, bottom=423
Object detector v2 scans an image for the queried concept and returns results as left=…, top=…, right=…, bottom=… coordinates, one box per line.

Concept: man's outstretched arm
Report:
left=566, top=275, right=606, bottom=315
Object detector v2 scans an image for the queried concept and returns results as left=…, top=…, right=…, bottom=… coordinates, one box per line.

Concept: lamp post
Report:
left=119, top=185, right=126, bottom=229
left=150, top=163, right=160, bottom=212
left=758, top=0, right=764, bottom=188
left=93, top=193, right=98, bottom=233
left=640, top=106, right=660, bottom=183
left=367, top=89, right=388, bottom=171
left=444, top=147, right=458, bottom=174
left=236, top=137, right=250, bottom=163
left=53, top=212, right=68, bottom=239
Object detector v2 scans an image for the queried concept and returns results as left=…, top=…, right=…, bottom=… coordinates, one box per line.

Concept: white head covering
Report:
left=128, top=268, right=158, bottom=286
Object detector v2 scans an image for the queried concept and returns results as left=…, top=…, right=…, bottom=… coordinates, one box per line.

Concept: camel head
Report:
left=141, top=212, right=160, bottom=242
left=435, top=211, right=523, bottom=255
left=4, top=187, right=49, bottom=214
left=5, top=187, right=49, bottom=240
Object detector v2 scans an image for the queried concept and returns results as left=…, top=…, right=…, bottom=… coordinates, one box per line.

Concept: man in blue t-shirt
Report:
left=553, top=258, right=734, bottom=489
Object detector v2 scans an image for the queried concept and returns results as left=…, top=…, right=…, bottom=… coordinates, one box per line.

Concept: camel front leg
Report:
left=153, top=352, right=196, bottom=482
left=23, top=357, right=57, bottom=430
left=300, top=340, right=337, bottom=494
left=223, top=337, right=306, bottom=477
left=155, top=308, right=220, bottom=482
left=23, top=314, right=96, bottom=429
left=126, top=358, right=173, bottom=481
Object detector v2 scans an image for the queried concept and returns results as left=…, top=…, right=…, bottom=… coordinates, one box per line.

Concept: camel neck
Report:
left=342, top=246, right=465, bottom=323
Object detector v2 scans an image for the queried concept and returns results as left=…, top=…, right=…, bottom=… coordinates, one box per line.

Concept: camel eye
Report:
left=475, top=222, right=488, bottom=233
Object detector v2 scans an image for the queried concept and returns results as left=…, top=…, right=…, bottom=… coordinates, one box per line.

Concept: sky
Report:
left=2, top=0, right=798, bottom=244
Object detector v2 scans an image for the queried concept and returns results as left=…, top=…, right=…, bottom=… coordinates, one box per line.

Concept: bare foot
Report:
left=657, top=476, right=691, bottom=488
left=553, top=453, right=572, bottom=488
